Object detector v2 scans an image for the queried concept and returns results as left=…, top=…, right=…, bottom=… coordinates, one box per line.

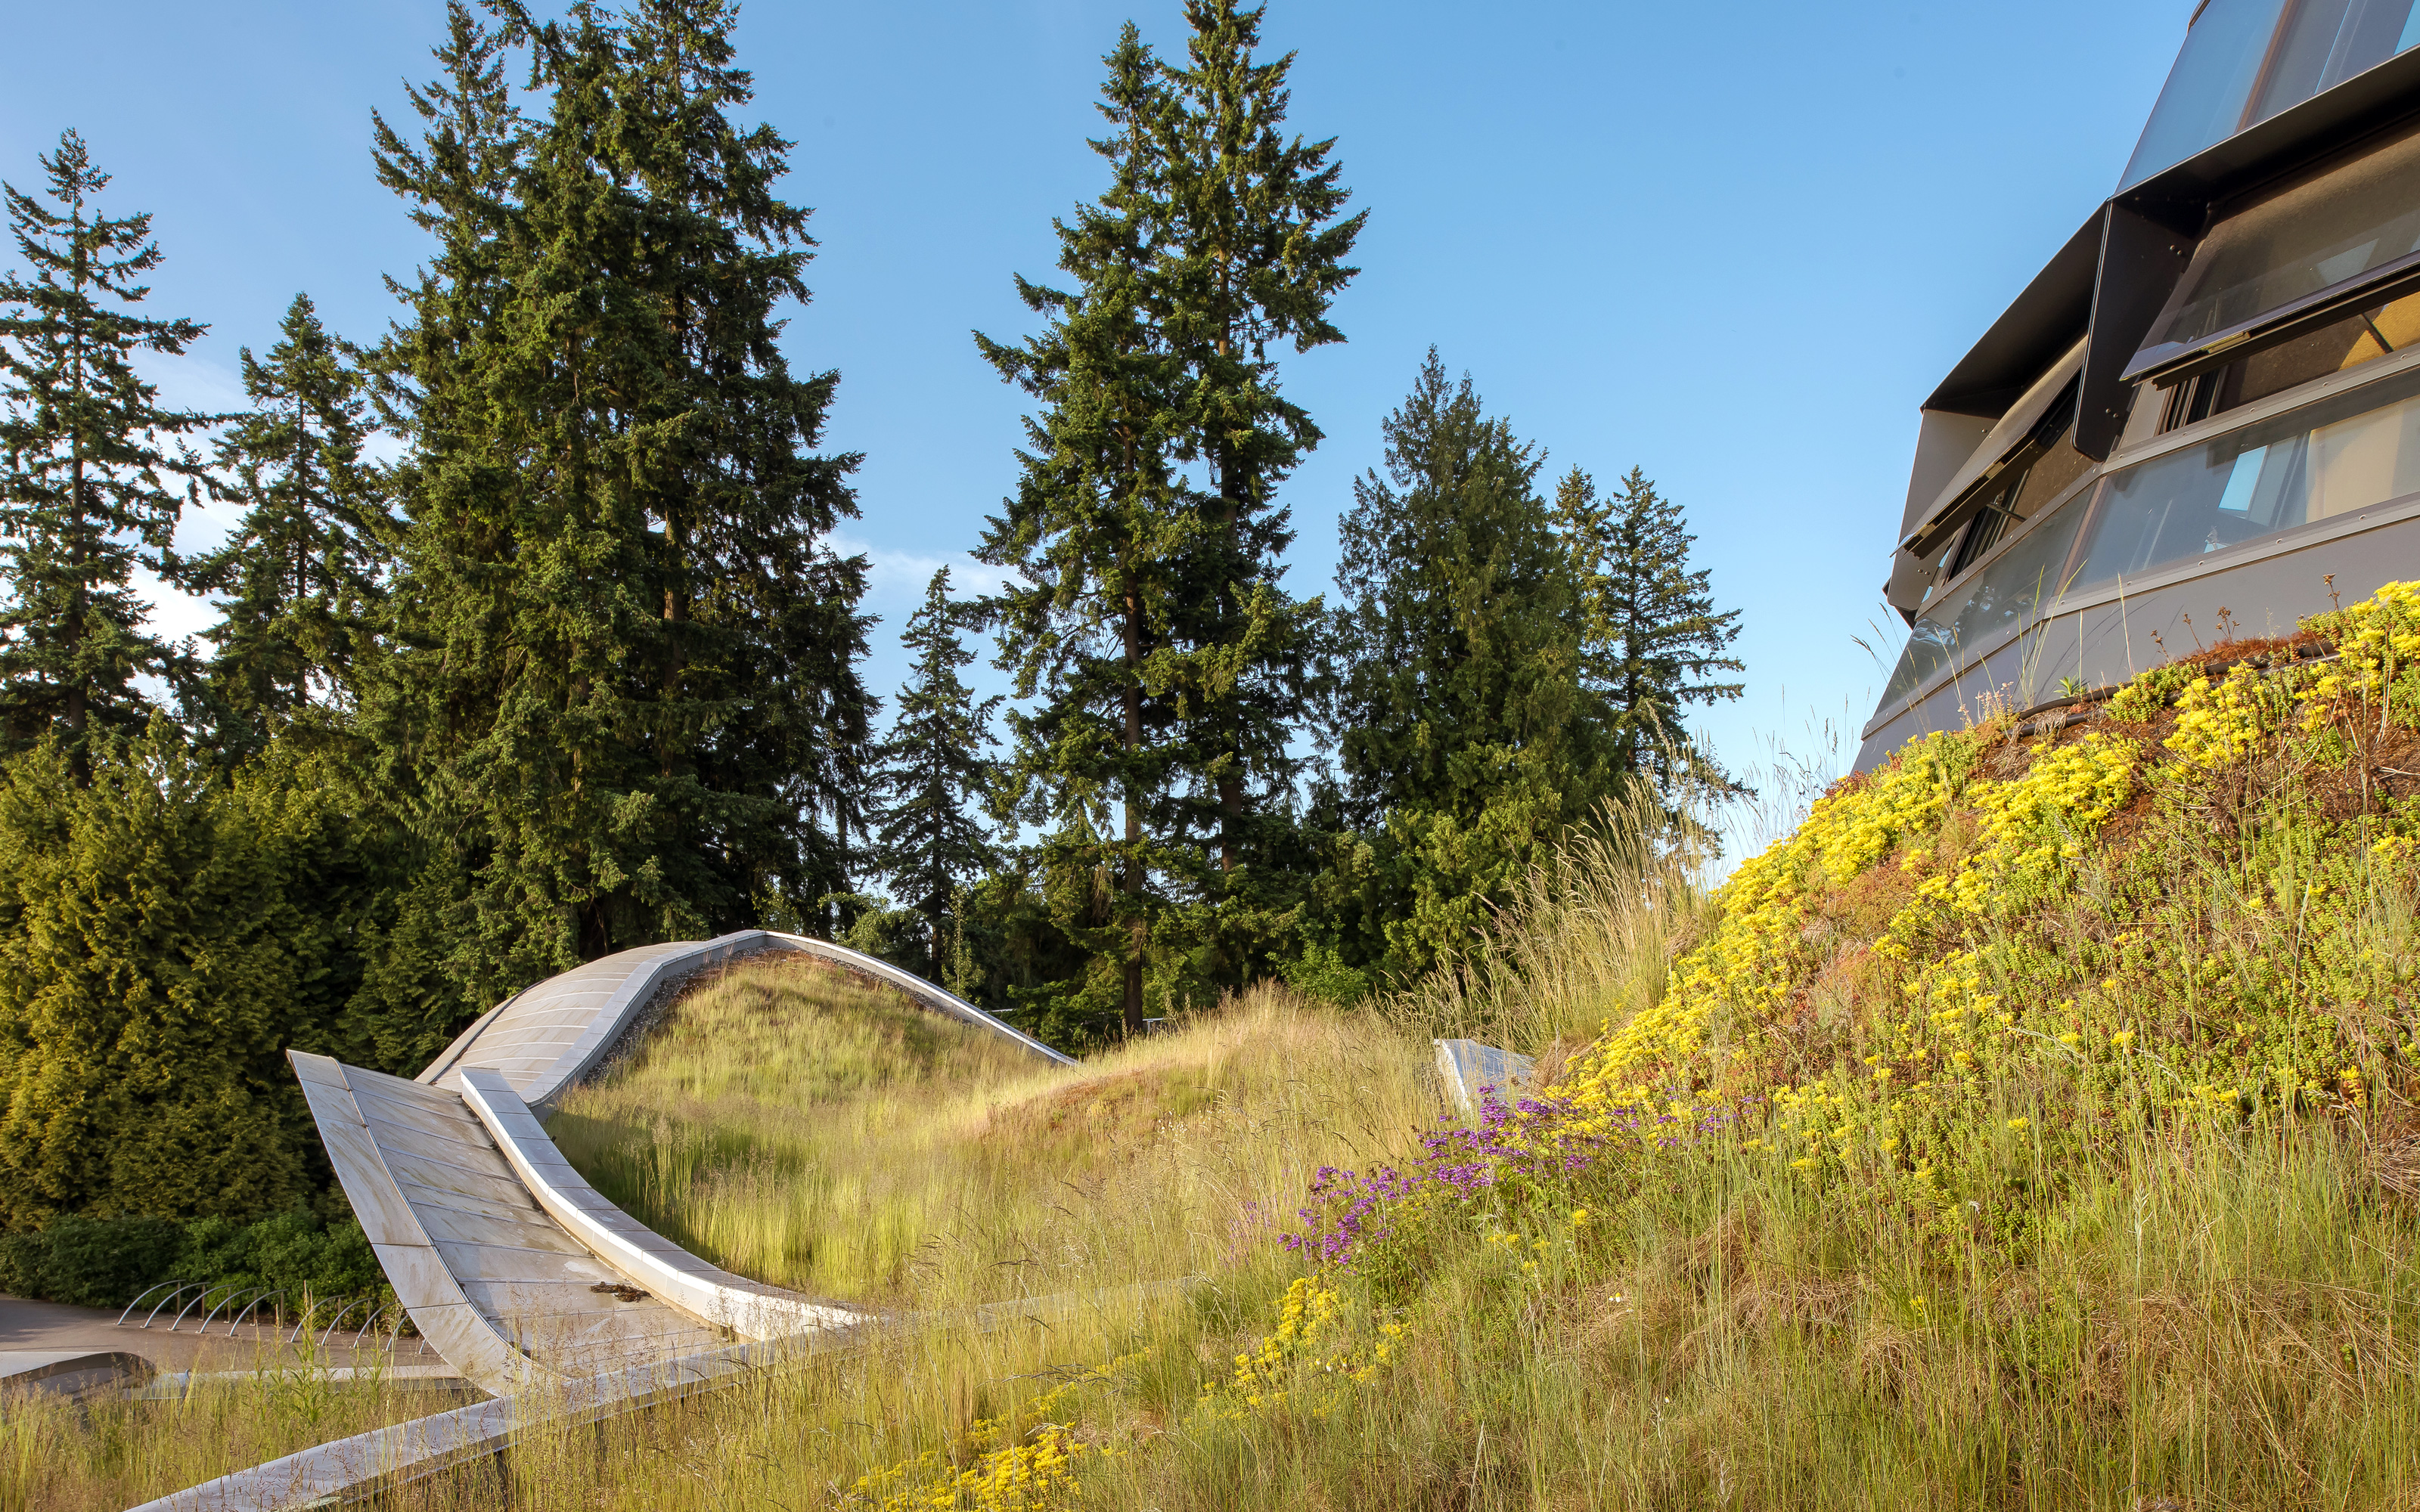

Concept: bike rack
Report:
left=117, top=1280, right=196, bottom=1328
left=169, top=1282, right=247, bottom=1334
left=126, top=1281, right=213, bottom=1331
left=224, top=1289, right=286, bottom=1336
left=195, top=1286, right=256, bottom=1334
left=313, top=1297, right=372, bottom=1349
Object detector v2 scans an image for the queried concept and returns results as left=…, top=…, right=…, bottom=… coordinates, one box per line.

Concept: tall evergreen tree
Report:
left=1153, top=0, right=1363, bottom=945
left=978, top=26, right=1198, bottom=1040
left=366, top=0, right=870, bottom=1009
left=191, top=293, right=395, bottom=751
left=1551, top=464, right=1745, bottom=795
left=0, top=720, right=374, bottom=1225
left=1329, top=350, right=1610, bottom=979
left=0, top=132, right=213, bottom=781
left=867, top=567, right=1001, bottom=962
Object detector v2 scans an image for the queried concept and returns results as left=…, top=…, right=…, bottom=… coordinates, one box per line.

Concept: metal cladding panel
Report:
left=392, top=1178, right=547, bottom=1227
left=1855, top=510, right=2420, bottom=770
left=290, top=1047, right=742, bottom=1396
left=429, top=1240, right=621, bottom=1286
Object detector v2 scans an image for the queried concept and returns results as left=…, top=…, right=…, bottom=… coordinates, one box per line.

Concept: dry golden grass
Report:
left=548, top=956, right=1438, bottom=1311
left=0, top=1342, right=470, bottom=1512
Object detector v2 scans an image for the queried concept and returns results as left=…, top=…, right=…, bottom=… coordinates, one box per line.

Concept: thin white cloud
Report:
left=828, top=531, right=1016, bottom=610
left=132, top=347, right=247, bottom=418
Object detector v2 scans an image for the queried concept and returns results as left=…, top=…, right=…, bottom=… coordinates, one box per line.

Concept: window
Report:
left=2121, top=0, right=2420, bottom=191
left=2155, top=288, right=2420, bottom=429
left=2124, top=0, right=2295, bottom=191
left=2248, top=0, right=2420, bottom=124
left=2130, top=123, right=2420, bottom=381
left=1882, top=496, right=2091, bottom=704
left=2072, top=361, right=2420, bottom=593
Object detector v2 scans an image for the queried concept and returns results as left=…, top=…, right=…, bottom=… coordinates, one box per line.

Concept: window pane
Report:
left=2121, top=0, right=2420, bottom=189
left=2141, top=123, right=2420, bottom=359
left=2121, top=0, right=2292, bottom=190
left=2249, top=0, right=2420, bottom=124
left=1881, top=500, right=2089, bottom=704
left=2072, top=363, right=2420, bottom=592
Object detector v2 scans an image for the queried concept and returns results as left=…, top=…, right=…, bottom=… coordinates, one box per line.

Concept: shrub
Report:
left=0, top=1214, right=182, bottom=1308
left=0, top=722, right=376, bottom=1225
left=0, top=1208, right=384, bottom=1311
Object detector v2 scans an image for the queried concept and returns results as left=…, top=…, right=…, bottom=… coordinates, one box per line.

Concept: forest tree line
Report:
left=0, top=0, right=1740, bottom=1227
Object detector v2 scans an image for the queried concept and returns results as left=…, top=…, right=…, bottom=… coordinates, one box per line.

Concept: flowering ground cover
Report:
left=104, top=581, right=2420, bottom=1510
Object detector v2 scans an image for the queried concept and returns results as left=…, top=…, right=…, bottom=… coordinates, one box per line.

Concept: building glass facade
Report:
left=1862, top=0, right=2420, bottom=768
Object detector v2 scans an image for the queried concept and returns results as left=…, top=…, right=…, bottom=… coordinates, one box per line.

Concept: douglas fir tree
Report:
left=979, top=26, right=1196, bottom=1040
left=0, top=131, right=213, bottom=781
left=365, top=0, right=870, bottom=1005
left=1551, top=464, right=1744, bottom=801
left=1330, top=350, right=1612, bottom=978
left=867, top=568, right=1001, bottom=967
left=1153, top=0, right=1362, bottom=982
left=192, top=293, right=395, bottom=753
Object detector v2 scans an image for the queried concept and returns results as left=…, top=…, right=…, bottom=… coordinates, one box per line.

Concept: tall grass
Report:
left=1087, top=1117, right=2420, bottom=1510
left=0, top=1339, right=467, bottom=1512
left=548, top=958, right=1436, bottom=1309
left=110, top=640, right=2420, bottom=1508
left=345, top=965, right=1440, bottom=1510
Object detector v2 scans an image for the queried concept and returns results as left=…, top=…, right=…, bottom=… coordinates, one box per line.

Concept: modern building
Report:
left=1859, top=0, right=2420, bottom=770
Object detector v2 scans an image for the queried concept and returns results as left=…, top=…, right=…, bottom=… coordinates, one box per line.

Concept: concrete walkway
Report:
left=0, top=1294, right=443, bottom=1377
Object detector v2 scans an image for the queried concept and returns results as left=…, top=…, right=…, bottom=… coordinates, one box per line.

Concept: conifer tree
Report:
left=1154, top=0, right=1361, bottom=979
left=1551, top=464, right=1745, bottom=795
left=867, top=568, right=1001, bottom=963
left=0, top=132, right=213, bottom=780
left=367, top=0, right=870, bottom=1005
left=0, top=720, right=372, bottom=1225
left=191, top=293, right=394, bottom=751
left=978, top=26, right=1196, bottom=1040
left=1330, top=350, right=1610, bottom=978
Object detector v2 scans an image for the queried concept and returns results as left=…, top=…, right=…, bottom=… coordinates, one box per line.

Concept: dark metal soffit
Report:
left=1922, top=45, right=2420, bottom=424
left=2118, top=43, right=2420, bottom=227
left=1921, top=216, right=2100, bottom=419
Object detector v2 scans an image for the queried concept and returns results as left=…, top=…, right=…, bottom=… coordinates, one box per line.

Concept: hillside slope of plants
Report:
left=1107, top=579, right=2420, bottom=1508
left=37, top=584, right=2420, bottom=1510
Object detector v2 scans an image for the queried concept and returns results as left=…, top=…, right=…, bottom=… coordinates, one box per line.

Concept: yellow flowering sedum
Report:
left=1550, top=727, right=2136, bottom=1138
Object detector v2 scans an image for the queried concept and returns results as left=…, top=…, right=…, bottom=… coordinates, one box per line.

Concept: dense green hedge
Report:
left=0, top=1208, right=386, bottom=1312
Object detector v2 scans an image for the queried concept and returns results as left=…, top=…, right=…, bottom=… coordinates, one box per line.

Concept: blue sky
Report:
left=0, top=0, right=2191, bottom=798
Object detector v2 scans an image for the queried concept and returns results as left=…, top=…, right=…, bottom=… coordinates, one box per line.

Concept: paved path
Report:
left=0, top=1294, right=442, bottom=1376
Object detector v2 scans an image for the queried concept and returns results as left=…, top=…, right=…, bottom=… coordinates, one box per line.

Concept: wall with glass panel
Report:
left=2071, top=361, right=2420, bottom=591
left=2121, top=0, right=2420, bottom=191
left=1881, top=495, right=2090, bottom=703
left=1883, top=362, right=2420, bottom=709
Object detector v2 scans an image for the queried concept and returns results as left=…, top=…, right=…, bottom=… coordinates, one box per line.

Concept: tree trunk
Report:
left=1215, top=447, right=1244, bottom=873
left=1122, top=581, right=1146, bottom=1037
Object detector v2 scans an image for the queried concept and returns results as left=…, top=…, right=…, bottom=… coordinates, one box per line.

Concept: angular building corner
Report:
left=1861, top=0, right=2420, bottom=770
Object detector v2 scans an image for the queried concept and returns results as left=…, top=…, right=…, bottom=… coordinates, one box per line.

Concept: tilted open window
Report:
left=2127, top=119, right=2420, bottom=388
